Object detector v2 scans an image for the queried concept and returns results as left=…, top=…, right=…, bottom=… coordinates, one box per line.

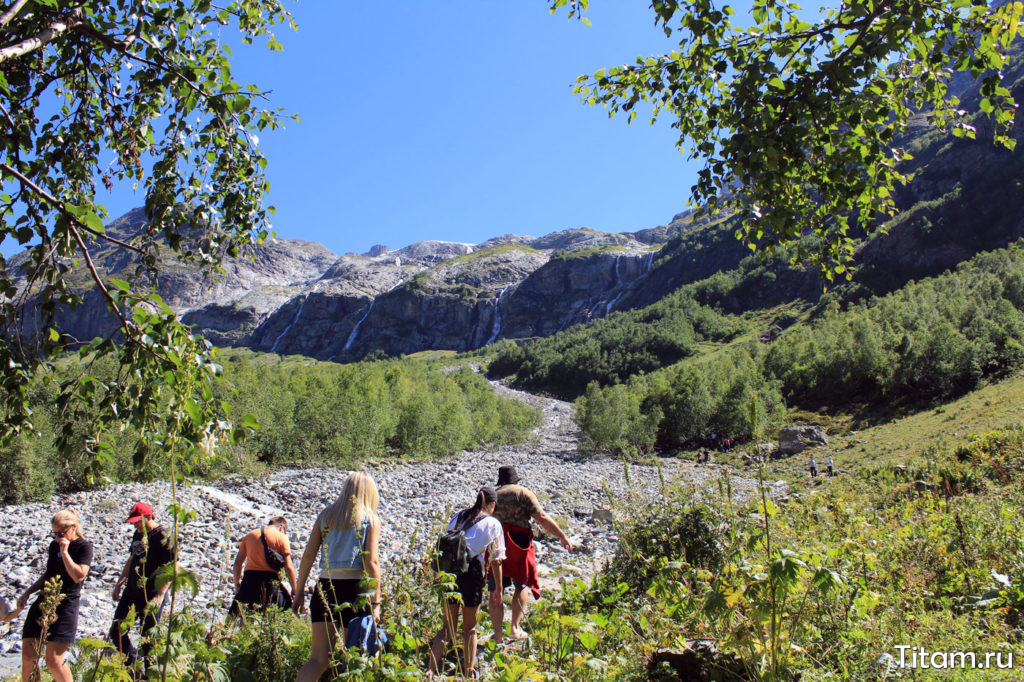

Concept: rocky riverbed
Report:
left=0, top=381, right=773, bottom=674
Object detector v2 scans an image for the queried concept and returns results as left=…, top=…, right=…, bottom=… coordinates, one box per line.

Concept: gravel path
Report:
left=0, top=379, right=767, bottom=674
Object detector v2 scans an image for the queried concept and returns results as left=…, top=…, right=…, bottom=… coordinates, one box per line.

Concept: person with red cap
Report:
left=108, top=502, right=175, bottom=672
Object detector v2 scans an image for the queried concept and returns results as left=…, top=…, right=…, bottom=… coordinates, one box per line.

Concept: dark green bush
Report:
left=0, top=434, right=54, bottom=504
left=605, top=502, right=727, bottom=594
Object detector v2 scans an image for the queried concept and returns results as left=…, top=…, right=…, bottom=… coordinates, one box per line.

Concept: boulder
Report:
left=777, top=425, right=829, bottom=455
left=740, top=451, right=764, bottom=465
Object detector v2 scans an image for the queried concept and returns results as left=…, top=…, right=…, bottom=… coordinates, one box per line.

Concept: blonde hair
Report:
left=52, top=509, right=81, bottom=535
left=321, top=471, right=379, bottom=531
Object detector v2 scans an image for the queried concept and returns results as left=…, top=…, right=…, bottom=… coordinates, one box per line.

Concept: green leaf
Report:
left=577, top=631, right=600, bottom=650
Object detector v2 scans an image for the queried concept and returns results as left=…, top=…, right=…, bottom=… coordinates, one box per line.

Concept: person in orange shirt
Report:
left=229, top=516, right=298, bottom=618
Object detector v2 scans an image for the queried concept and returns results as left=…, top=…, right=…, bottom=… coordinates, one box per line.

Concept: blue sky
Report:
left=110, top=3, right=701, bottom=255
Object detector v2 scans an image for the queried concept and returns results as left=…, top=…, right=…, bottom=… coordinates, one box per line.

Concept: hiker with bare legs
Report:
left=293, top=471, right=382, bottom=682
left=15, top=510, right=92, bottom=682
left=489, top=466, right=573, bottom=643
left=429, top=486, right=505, bottom=679
left=109, top=502, right=174, bottom=674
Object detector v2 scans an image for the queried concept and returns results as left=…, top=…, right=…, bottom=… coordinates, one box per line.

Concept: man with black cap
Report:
left=489, top=465, right=573, bottom=643
left=109, top=502, right=175, bottom=671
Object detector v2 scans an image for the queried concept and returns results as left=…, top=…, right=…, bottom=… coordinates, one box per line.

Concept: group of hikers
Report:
left=809, top=455, right=835, bottom=478
left=2, top=465, right=571, bottom=681
left=706, top=433, right=748, bottom=451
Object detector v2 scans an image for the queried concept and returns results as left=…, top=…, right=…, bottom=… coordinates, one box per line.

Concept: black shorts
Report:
left=451, top=557, right=486, bottom=609
left=22, top=595, right=80, bottom=644
left=487, top=574, right=526, bottom=592
left=230, top=571, right=292, bottom=615
left=309, top=578, right=370, bottom=627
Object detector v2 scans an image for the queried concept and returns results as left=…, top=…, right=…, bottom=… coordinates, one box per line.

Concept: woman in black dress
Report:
left=16, top=509, right=93, bottom=682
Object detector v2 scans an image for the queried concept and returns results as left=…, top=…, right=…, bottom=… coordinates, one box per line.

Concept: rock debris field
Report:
left=0, top=380, right=769, bottom=674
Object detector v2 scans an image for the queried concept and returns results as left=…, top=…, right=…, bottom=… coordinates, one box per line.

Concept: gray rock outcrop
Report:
left=777, top=425, right=829, bottom=455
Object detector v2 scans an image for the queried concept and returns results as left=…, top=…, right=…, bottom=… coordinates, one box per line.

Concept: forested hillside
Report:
left=0, top=354, right=538, bottom=504
left=493, top=241, right=1024, bottom=456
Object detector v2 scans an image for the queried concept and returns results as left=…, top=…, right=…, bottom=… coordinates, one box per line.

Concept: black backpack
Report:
left=434, top=513, right=479, bottom=576
left=261, top=527, right=287, bottom=572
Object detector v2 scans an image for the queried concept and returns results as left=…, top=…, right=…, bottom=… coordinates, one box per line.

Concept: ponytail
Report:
left=455, top=486, right=497, bottom=529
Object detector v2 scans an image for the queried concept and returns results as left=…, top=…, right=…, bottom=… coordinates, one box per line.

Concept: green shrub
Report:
left=605, top=502, right=727, bottom=593
left=576, top=381, right=661, bottom=457
left=0, top=434, right=54, bottom=504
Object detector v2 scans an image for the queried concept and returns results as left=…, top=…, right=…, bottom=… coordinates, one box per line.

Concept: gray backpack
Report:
left=434, top=513, right=480, bottom=575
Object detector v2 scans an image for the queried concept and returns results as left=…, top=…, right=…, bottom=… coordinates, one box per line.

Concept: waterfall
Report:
left=342, top=280, right=405, bottom=353
left=486, top=286, right=512, bottom=346
left=343, top=299, right=376, bottom=351
left=602, top=254, right=624, bottom=315
left=270, top=295, right=308, bottom=353
left=604, top=292, right=624, bottom=316
left=643, top=251, right=655, bottom=272
left=556, top=299, right=586, bottom=333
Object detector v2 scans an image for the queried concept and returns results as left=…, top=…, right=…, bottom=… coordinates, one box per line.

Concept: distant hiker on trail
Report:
left=809, top=457, right=818, bottom=478
left=293, top=472, right=382, bottom=682
left=827, top=455, right=835, bottom=477
left=109, top=502, right=174, bottom=672
left=489, top=465, right=573, bottom=643
left=429, top=486, right=505, bottom=678
left=15, top=510, right=92, bottom=682
left=229, top=515, right=297, bottom=619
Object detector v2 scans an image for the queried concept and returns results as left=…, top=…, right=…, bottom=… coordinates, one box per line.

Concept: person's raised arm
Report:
left=362, top=520, right=382, bottom=621
left=293, top=514, right=323, bottom=615
left=232, top=543, right=247, bottom=587
left=533, top=511, right=573, bottom=552
left=57, top=536, right=90, bottom=583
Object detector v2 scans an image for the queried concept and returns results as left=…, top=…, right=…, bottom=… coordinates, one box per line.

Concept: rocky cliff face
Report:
left=19, top=44, right=1024, bottom=361
left=26, top=215, right=670, bottom=360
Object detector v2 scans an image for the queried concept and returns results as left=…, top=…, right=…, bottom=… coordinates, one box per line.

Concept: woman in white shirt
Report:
left=429, top=486, right=505, bottom=678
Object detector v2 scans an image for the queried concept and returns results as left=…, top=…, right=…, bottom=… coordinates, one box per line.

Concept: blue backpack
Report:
left=344, top=614, right=387, bottom=656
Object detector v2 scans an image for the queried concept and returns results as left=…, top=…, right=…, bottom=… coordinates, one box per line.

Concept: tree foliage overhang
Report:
left=555, top=0, right=1022, bottom=278
left=0, top=0, right=292, bottom=472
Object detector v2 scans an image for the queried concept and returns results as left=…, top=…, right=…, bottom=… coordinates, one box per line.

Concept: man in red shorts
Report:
left=488, top=465, right=573, bottom=643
